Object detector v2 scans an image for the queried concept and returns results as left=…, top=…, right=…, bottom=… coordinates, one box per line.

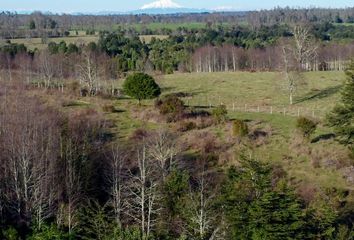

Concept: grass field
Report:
left=1, top=34, right=169, bottom=50
left=139, top=35, right=169, bottom=43
left=156, top=71, right=346, bottom=118
left=2, top=36, right=99, bottom=50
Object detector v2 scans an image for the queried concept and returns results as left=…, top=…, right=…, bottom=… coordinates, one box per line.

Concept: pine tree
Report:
left=248, top=181, right=305, bottom=240
left=327, top=60, right=354, bottom=147
left=123, top=73, right=161, bottom=104
left=220, top=156, right=272, bottom=239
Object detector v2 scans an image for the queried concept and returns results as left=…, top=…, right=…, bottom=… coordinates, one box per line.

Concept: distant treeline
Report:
left=1, top=31, right=354, bottom=87
left=1, top=7, right=354, bottom=38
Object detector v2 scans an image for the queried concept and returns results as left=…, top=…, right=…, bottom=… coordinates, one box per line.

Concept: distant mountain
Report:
left=141, top=0, right=181, bottom=10
left=131, top=0, right=209, bottom=15
left=129, top=8, right=209, bottom=15
left=7, top=0, right=233, bottom=16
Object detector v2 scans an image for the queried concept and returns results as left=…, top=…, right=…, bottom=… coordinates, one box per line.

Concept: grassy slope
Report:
left=157, top=71, right=345, bottom=118
left=47, top=71, right=350, bottom=191
left=110, top=71, right=352, bottom=191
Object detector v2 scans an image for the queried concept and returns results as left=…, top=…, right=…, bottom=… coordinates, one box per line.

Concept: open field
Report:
left=156, top=71, right=346, bottom=118
left=139, top=35, right=169, bottom=43
left=1, top=36, right=99, bottom=50
left=1, top=34, right=169, bottom=50
left=70, top=22, right=215, bottom=32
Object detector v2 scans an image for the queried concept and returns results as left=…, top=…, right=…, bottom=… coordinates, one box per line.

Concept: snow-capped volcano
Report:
left=141, top=0, right=182, bottom=10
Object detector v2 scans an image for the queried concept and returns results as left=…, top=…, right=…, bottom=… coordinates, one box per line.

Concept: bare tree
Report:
left=106, top=143, right=126, bottom=226
left=35, top=50, right=56, bottom=88
left=57, top=138, right=82, bottom=234
left=147, top=129, right=179, bottom=179
left=280, top=27, right=316, bottom=105
left=184, top=167, right=222, bottom=240
left=281, top=43, right=297, bottom=105
left=0, top=93, right=60, bottom=228
left=291, top=25, right=318, bottom=71
left=126, top=146, right=161, bottom=240
left=76, top=49, right=107, bottom=95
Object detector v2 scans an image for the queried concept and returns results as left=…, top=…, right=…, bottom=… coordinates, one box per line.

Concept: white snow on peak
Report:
left=141, top=0, right=182, bottom=9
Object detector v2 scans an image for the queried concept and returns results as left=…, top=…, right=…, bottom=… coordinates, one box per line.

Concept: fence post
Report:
left=270, top=106, right=273, bottom=114
left=257, top=106, right=260, bottom=112
left=283, top=107, right=286, bottom=116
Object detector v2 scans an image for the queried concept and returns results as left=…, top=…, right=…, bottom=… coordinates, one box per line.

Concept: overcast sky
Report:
left=1, top=0, right=353, bottom=13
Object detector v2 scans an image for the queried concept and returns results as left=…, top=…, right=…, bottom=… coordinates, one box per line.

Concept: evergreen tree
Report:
left=123, top=73, right=161, bottom=104
left=220, top=156, right=272, bottom=239
left=327, top=60, right=354, bottom=148
left=248, top=181, right=305, bottom=240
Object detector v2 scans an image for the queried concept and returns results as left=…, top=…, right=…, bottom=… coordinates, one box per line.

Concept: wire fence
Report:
left=184, top=95, right=329, bottom=119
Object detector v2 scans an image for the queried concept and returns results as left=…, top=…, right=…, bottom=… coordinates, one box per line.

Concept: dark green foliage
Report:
left=0, top=43, right=27, bottom=57
left=296, top=117, right=317, bottom=139
left=162, top=170, right=189, bottom=217
left=67, top=43, right=79, bottom=54
left=49, top=19, right=57, bottom=29
left=155, top=94, right=185, bottom=121
left=98, top=32, right=145, bottom=72
left=29, top=20, right=36, bottom=30
left=47, top=42, right=58, bottom=54
left=233, top=119, right=249, bottom=137
left=28, top=224, right=69, bottom=240
left=212, top=105, right=228, bottom=124
left=123, top=73, right=161, bottom=103
left=87, top=42, right=98, bottom=52
left=305, top=198, right=338, bottom=239
left=77, top=200, right=115, bottom=240
left=327, top=60, right=354, bottom=146
left=48, top=41, right=78, bottom=55
left=2, top=227, right=19, bottom=240
left=57, top=41, right=67, bottom=54
left=248, top=181, right=305, bottom=240
left=220, top=157, right=272, bottom=239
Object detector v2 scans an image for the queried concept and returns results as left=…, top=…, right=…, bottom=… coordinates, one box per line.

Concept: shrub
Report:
left=28, top=224, right=68, bottom=240
left=233, top=119, right=249, bottom=137
left=2, top=227, right=19, bottom=240
left=123, top=73, right=161, bottom=104
left=176, top=121, right=197, bottom=132
left=212, top=105, right=228, bottom=124
left=155, top=94, right=185, bottom=122
left=69, top=81, right=80, bottom=94
left=296, top=117, right=317, bottom=139
left=130, top=128, right=149, bottom=141
left=102, top=104, right=116, bottom=113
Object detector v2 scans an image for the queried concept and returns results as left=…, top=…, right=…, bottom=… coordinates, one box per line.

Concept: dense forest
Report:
left=0, top=6, right=354, bottom=240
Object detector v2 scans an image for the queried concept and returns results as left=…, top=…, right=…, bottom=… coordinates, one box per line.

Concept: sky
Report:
left=0, top=0, right=353, bottom=13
